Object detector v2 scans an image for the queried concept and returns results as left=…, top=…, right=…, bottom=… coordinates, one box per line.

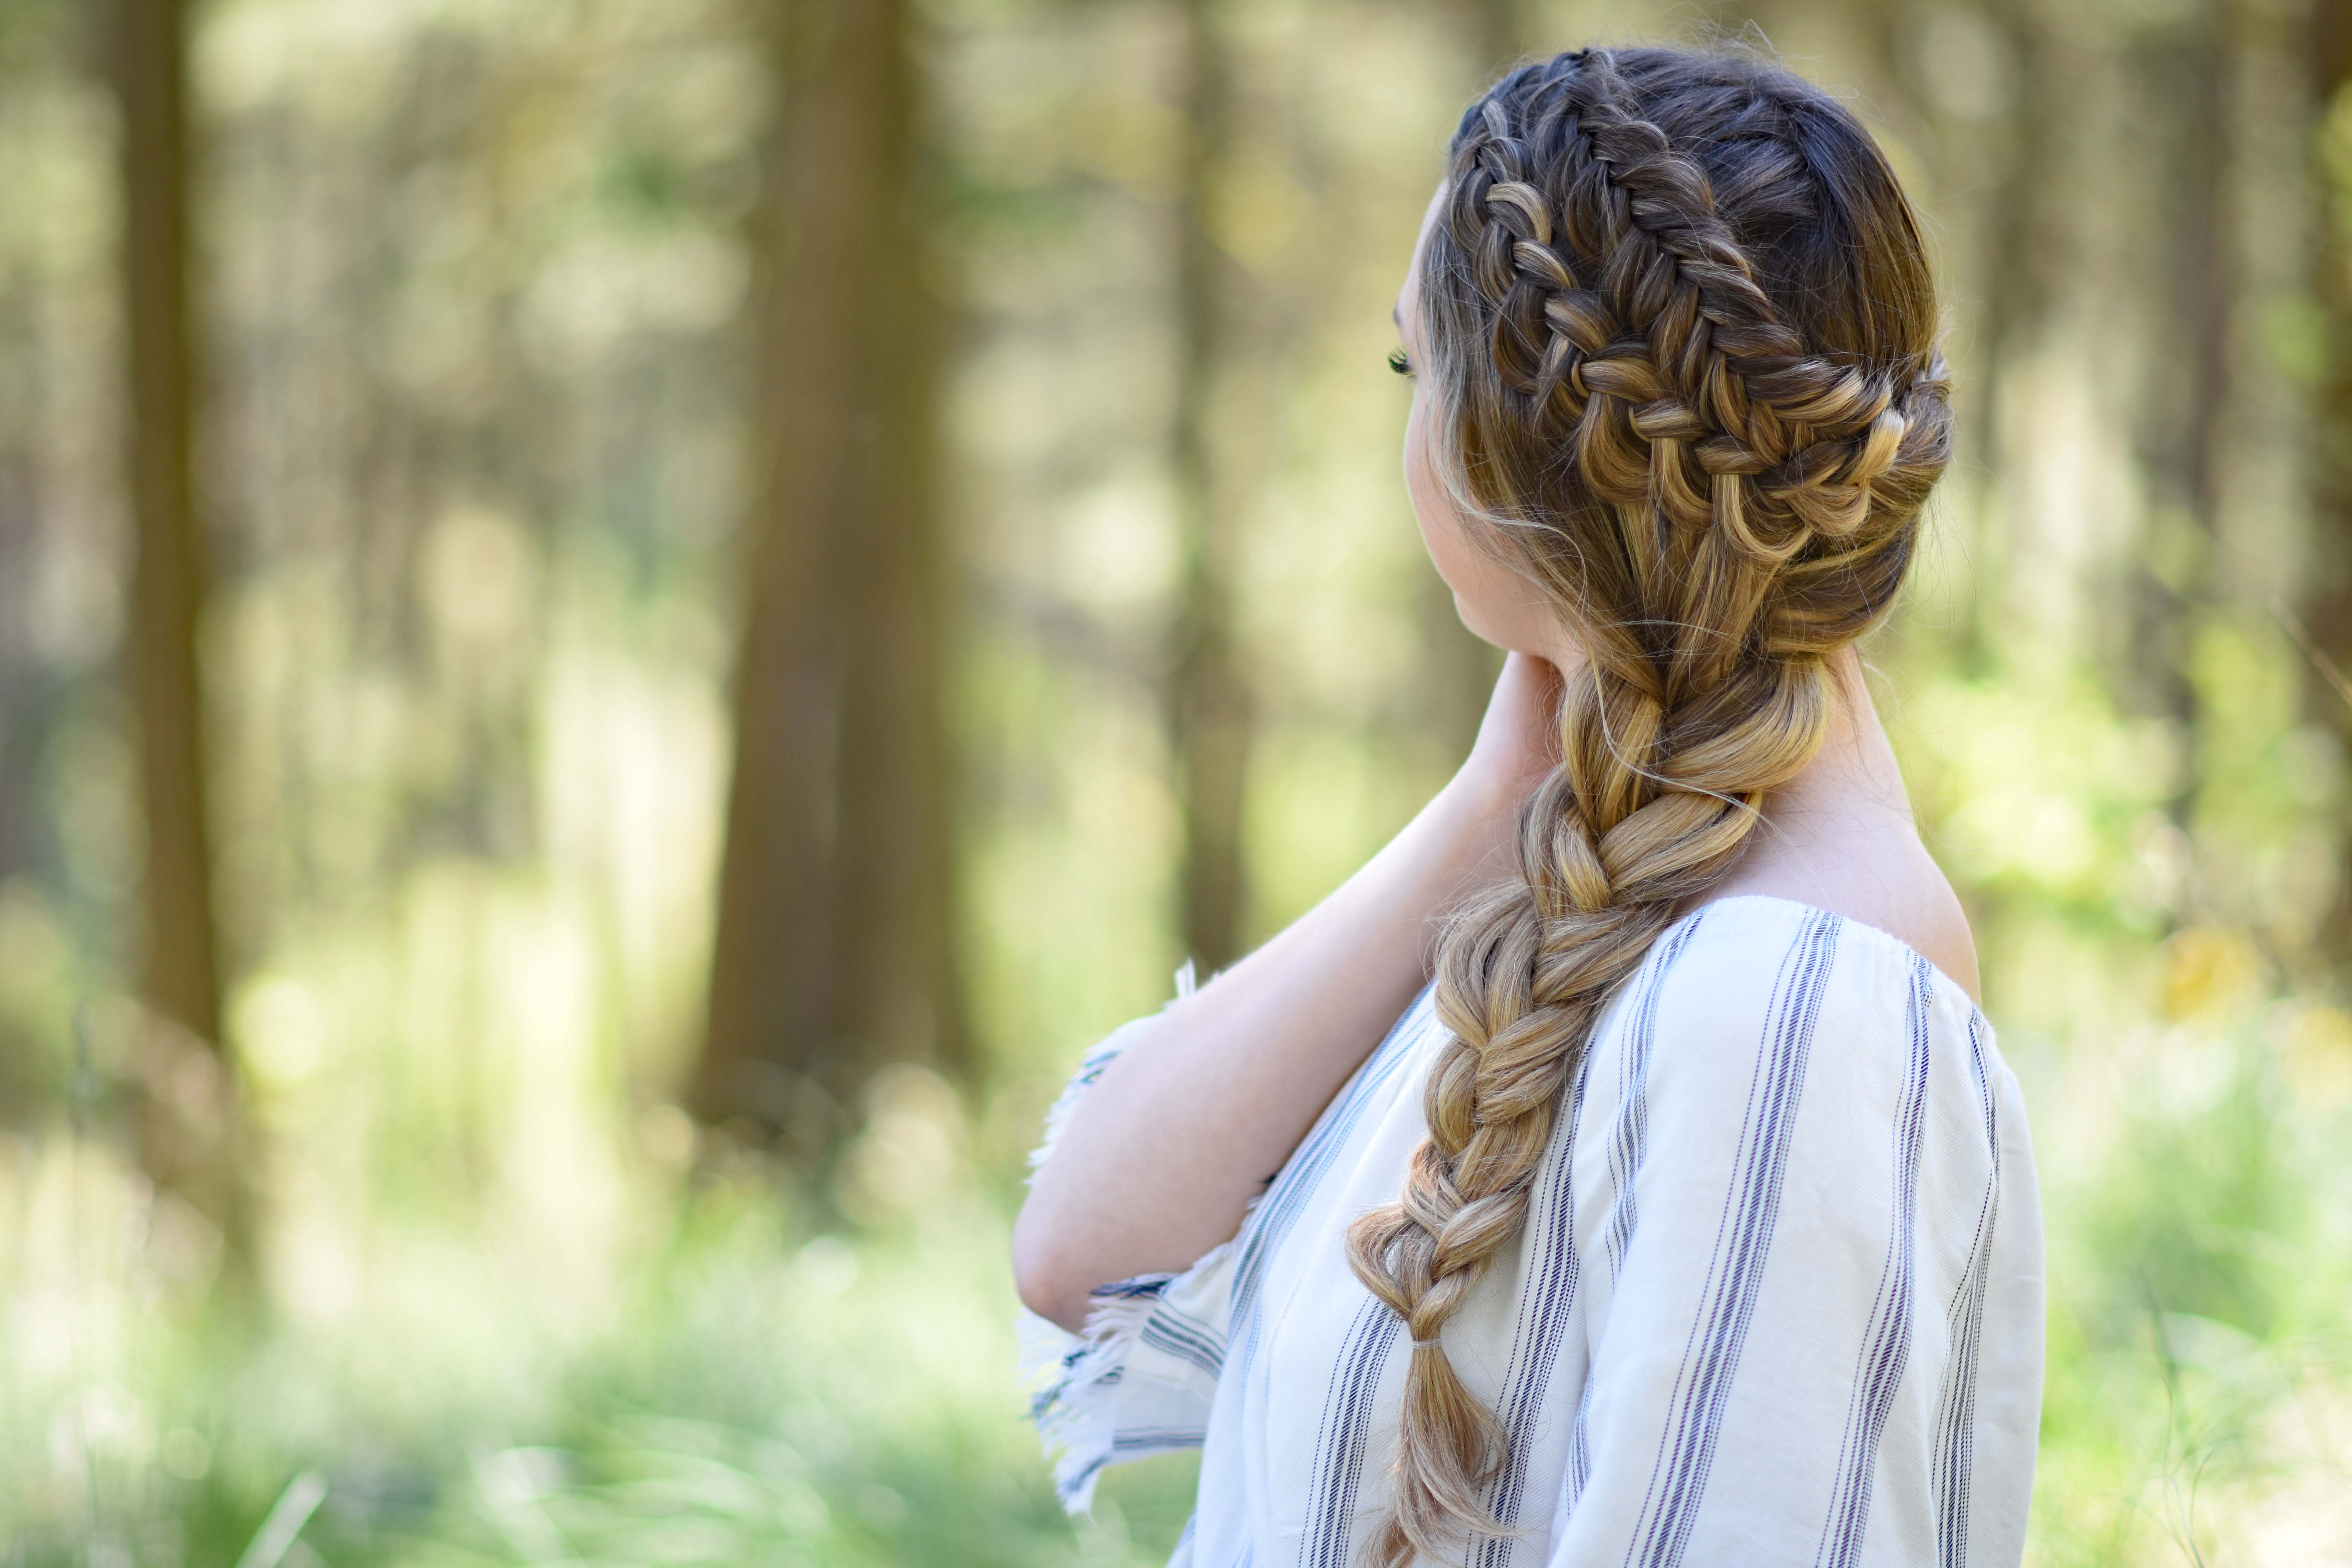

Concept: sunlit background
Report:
left=4, top=0, right=2351, bottom=1562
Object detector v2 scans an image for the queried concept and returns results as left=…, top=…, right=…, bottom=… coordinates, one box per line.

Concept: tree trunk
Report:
left=109, top=0, right=246, bottom=1283
left=2306, top=0, right=2352, bottom=961
left=113, top=0, right=221, bottom=1047
left=1971, top=0, right=2055, bottom=679
left=832, top=0, right=964, bottom=1099
left=694, top=0, right=962, bottom=1151
left=2137, top=4, right=2232, bottom=852
left=1169, top=0, right=1252, bottom=977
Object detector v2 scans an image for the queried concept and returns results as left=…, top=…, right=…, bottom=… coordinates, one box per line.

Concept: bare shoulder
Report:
left=1708, top=811, right=1980, bottom=1005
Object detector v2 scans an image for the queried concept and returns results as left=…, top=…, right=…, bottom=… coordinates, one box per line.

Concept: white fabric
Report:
left=1019, top=895, right=2045, bottom=1568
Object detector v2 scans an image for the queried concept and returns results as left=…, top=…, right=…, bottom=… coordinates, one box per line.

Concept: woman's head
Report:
left=1353, top=45, right=1951, bottom=1566
left=1398, top=46, right=1947, bottom=671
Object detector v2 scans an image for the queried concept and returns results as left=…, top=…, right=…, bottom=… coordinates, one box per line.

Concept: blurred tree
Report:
left=107, top=0, right=248, bottom=1278
left=2128, top=1, right=2233, bottom=855
left=0, top=4, right=74, bottom=962
left=1971, top=0, right=2054, bottom=675
left=107, top=0, right=255, bottom=1298
left=695, top=0, right=964, bottom=1152
left=1169, top=0, right=1252, bottom=975
left=110, top=0, right=221, bottom=1045
left=2308, top=0, right=2352, bottom=964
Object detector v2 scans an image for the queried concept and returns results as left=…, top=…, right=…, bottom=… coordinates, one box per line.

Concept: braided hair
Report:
left=1347, top=47, right=1952, bottom=1565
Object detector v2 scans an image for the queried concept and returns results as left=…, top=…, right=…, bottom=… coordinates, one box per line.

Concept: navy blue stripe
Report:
left=1062, top=1453, right=1109, bottom=1501
left=1565, top=912, right=1712, bottom=1516
left=1813, top=956, right=1936, bottom=1568
left=1067, top=1421, right=1207, bottom=1503
left=1327, top=1309, right=1401, bottom=1568
left=1141, top=1305, right=1228, bottom=1379
left=1563, top=1372, right=1596, bottom=1512
left=1934, top=1012, right=2001, bottom=1568
left=1031, top=1327, right=1142, bottom=1421
left=1625, top=909, right=1840, bottom=1568
left=1298, top=1297, right=1400, bottom=1568
left=1474, top=1053, right=1592, bottom=1568
left=1110, top=1426, right=1208, bottom=1449
left=1071, top=1426, right=1200, bottom=1501
left=1475, top=913, right=1708, bottom=1564
left=1600, top=912, right=1710, bottom=1278
left=1230, top=987, right=1432, bottom=1377
left=1300, top=1290, right=1376, bottom=1531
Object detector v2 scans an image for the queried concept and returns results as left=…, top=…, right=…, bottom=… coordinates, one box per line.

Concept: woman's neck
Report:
left=1526, top=628, right=1974, bottom=991
left=1782, top=645, right=1916, bottom=827
left=1526, top=636, right=1913, bottom=830
left=1704, top=643, right=1979, bottom=998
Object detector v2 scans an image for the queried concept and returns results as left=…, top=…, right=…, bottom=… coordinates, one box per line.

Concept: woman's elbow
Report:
left=1010, top=1202, right=1096, bottom=1332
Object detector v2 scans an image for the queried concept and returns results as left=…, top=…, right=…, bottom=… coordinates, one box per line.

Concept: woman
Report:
left=1013, top=44, right=2042, bottom=1568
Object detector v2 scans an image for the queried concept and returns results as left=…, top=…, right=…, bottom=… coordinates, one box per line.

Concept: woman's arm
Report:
left=1012, top=653, right=1560, bottom=1331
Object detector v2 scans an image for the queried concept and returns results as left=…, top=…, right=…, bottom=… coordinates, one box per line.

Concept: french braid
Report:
left=1347, top=47, right=1952, bottom=1565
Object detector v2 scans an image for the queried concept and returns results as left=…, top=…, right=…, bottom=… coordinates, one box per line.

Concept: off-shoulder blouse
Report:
left=1018, top=895, right=2045, bottom=1568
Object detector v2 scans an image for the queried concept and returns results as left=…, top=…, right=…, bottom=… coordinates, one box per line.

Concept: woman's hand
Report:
left=1438, top=650, right=1563, bottom=871
left=1461, top=650, right=1564, bottom=795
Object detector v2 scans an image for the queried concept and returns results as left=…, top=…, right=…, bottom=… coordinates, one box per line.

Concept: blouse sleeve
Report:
left=1544, top=907, right=2044, bottom=1568
left=1016, top=967, right=1241, bottom=1515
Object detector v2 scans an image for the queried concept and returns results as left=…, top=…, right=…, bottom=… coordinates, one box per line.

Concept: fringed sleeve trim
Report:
left=1025, top=959, right=1193, bottom=1183
left=1016, top=1239, right=1238, bottom=1512
left=1017, top=963, right=1238, bottom=1514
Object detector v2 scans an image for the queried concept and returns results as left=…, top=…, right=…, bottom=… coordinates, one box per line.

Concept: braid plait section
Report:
left=1345, top=47, right=1950, bottom=1568
left=1444, top=51, right=1951, bottom=581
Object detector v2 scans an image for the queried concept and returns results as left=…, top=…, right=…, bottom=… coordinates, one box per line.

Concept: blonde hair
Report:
left=1345, top=46, right=1952, bottom=1565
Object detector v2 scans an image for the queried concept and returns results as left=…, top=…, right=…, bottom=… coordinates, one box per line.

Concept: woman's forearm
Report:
left=1011, top=771, right=1519, bottom=1330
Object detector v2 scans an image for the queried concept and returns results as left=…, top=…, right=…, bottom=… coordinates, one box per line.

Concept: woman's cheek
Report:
left=1405, top=396, right=1458, bottom=577
left=1404, top=387, right=1552, bottom=655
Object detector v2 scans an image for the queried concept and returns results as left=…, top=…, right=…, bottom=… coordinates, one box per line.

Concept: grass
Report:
left=0, top=1106, right=1207, bottom=1568
left=4, top=675, right=2352, bottom=1565
left=5, top=1000, right=2348, bottom=1567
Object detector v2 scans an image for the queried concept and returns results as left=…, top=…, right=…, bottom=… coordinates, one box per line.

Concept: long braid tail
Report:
left=1348, top=43, right=1951, bottom=1566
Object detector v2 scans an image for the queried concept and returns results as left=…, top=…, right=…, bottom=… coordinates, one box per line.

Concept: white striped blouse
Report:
left=1019, top=894, right=2045, bottom=1567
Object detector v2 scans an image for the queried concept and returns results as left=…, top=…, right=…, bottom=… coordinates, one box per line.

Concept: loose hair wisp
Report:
left=1346, top=46, right=1952, bottom=1566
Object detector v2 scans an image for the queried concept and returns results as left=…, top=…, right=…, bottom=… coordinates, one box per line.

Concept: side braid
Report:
left=1348, top=47, right=1951, bottom=1566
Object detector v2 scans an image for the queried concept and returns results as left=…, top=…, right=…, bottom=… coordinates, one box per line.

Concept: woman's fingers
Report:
left=1466, top=652, right=1564, bottom=796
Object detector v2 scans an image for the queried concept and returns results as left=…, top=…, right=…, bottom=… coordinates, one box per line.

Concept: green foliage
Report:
left=0, top=1158, right=1200, bottom=1567
left=2, top=0, right=2351, bottom=1564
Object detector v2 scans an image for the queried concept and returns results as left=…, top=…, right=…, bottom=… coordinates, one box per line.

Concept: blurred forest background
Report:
left=4, top=0, right=2352, bottom=1562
